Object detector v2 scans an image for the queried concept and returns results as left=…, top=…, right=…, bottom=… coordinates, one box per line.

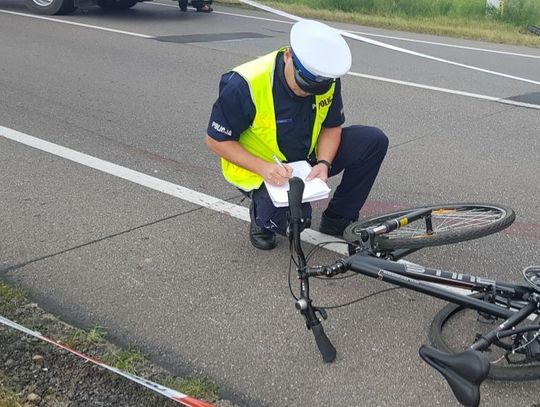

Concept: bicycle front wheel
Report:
left=430, top=295, right=540, bottom=381
left=344, top=203, right=515, bottom=251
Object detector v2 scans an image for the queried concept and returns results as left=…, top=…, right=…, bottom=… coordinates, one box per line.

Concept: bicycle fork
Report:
left=287, top=177, right=337, bottom=363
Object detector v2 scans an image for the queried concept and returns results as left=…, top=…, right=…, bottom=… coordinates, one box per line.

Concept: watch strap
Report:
left=316, top=159, right=332, bottom=170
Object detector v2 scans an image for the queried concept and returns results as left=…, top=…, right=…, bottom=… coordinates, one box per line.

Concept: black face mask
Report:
left=291, top=53, right=335, bottom=95
left=293, top=67, right=334, bottom=95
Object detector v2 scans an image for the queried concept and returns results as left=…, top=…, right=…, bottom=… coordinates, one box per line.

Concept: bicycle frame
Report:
left=286, top=177, right=540, bottom=407
left=346, top=255, right=531, bottom=320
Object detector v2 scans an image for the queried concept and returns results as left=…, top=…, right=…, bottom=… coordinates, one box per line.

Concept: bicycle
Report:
left=286, top=177, right=540, bottom=407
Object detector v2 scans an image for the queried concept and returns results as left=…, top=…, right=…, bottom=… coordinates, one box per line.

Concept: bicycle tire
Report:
left=429, top=294, right=540, bottom=381
left=343, top=203, right=515, bottom=251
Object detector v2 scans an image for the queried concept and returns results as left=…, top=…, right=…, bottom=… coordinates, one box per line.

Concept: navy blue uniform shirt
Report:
left=207, top=51, right=345, bottom=162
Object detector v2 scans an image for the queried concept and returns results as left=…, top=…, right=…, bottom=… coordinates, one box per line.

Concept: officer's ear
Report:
left=283, top=48, right=292, bottom=63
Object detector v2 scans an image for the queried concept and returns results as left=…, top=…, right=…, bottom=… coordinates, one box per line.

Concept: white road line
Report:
left=343, top=30, right=540, bottom=86
left=1, top=125, right=470, bottom=296
left=3, top=3, right=538, bottom=63
left=0, top=126, right=246, bottom=219
left=0, top=125, right=469, bottom=296
left=237, top=0, right=540, bottom=86
left=349, top=72, right=540, bottom=110
left=2, top=6, right=538, bottom=109
left=347, top=30, right=540, bottom=60
left=150, top=1, right=540, bottom=60
left=151, top=2, right=540, bottom=108
left=0, top=125, right=339, bottom=252
left=0, top=9, right=155, bottom=38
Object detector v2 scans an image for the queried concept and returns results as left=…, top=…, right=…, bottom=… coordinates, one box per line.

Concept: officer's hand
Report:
left=306, top=163, right=328, bottom=182
left=261, top=162, right=292, bottom=186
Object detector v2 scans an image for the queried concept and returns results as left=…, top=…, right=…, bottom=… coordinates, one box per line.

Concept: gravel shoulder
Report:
left=0, top=281, right=234, bottom=407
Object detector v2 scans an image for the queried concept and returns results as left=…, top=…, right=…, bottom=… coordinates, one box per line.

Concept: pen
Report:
left=272, top=154, right=286, bottom=169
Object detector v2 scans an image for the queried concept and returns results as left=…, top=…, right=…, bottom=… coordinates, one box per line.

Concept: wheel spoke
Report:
left=386, top=208, right=506, bottom=240
left=344, top=204, right=514, bottom=251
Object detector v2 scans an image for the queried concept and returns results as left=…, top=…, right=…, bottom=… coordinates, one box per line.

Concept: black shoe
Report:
left=249, top=202, right=276, bottom=250
left=319, top=210, right=354, bottom=236
left=195, top=4, right=212, bottom=12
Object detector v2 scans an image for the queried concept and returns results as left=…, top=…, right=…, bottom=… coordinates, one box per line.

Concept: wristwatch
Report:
left=316, top=159, right=332, bottom=170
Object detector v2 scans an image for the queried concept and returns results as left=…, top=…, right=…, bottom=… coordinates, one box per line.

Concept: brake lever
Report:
left=314, top=307, right=328, bottom=320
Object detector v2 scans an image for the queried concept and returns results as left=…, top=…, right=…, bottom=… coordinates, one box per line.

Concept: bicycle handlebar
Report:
left=287, top=177, right=304, bottom=223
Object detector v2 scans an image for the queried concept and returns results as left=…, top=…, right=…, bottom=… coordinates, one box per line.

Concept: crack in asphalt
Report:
left=0, top=194, right=244, bottom=275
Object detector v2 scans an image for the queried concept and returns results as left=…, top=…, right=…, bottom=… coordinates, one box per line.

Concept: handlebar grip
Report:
left=287, top=177, right=305, bottom=222
left=312, top=323, right=337, bottom=363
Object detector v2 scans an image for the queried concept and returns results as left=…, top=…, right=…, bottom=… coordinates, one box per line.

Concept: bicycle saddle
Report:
left=419, top=345, right=489, bottom=407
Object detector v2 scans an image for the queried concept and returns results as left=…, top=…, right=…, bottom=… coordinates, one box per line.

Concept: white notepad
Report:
left=264, top=161, right=331, bottom=208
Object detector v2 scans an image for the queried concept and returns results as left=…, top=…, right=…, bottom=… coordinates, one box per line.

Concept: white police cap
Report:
left=290, top=19, right=352, bottom=80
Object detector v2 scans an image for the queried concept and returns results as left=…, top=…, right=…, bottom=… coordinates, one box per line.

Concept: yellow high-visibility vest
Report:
left=221, top=48, right=335, bottom=191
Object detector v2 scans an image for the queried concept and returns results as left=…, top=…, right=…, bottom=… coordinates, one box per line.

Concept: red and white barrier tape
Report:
left=238, top=0, right=540, bottom=86
left=0, top=315, right=215, bottom=407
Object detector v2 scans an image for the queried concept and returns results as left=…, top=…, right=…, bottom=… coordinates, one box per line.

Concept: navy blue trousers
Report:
left=253, top=125, right=388, bottom=235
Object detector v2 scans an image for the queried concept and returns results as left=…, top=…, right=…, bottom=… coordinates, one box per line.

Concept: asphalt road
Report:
left=1, top=1, right=540, bottom=406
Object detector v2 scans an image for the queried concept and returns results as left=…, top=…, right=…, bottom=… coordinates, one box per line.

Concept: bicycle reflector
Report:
left=523, top=266, right=540, bottom=292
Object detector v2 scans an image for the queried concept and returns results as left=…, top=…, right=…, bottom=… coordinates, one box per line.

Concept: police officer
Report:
left=206, top=20, right=388, bottom=250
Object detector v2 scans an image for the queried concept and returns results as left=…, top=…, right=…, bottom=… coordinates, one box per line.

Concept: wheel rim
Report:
left=389, top=207, right=507, bottom=239
left=440, top=307, right=540, bottom=372
left=33, top=0, right=54, bottom=6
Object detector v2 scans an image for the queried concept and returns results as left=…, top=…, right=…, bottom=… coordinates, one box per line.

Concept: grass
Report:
left=165, top=376, right=219, bottom=402
left=0, top=282, right=26, bottom=303
left=103, top=345, right=146, bottom=374
left=0, top=388, right=24, bottom=407
left=0, top=282, right=27, bottom=315
left=0, top=279, right=221, bottom=402
left=269, top=0, right=540, bottom=26
left=101, top=348, right=220, bottom=401
left=62, top=326, right=107, bottom=349
left=217, top=0, right=540, bottom=47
